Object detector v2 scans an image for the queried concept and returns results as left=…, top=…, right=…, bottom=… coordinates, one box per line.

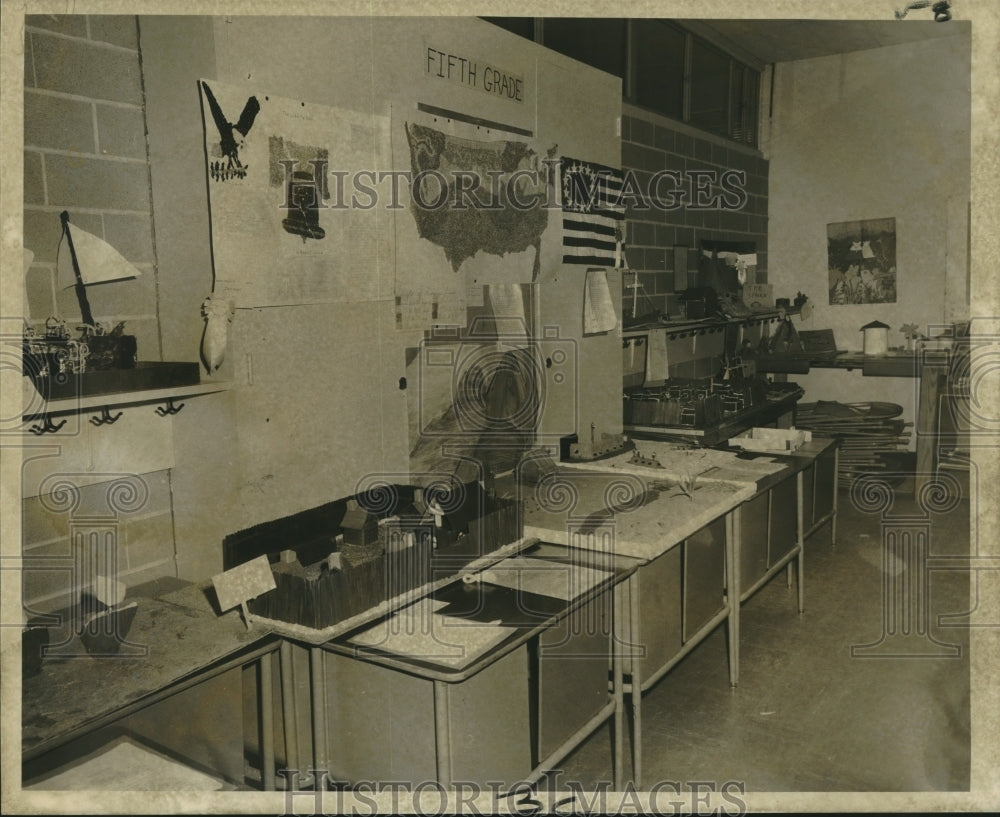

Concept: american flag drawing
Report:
left=559, top=157, right=625, bottom=267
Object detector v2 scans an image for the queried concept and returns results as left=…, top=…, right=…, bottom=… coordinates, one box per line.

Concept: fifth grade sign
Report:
left=426, top=46, right=525, bottom=103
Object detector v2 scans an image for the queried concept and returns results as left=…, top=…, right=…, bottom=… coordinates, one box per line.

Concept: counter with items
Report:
left=621, top=310, right=807, bottom=446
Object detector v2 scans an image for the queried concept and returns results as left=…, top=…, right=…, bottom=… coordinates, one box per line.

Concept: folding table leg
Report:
left=260, top=651, right=275, bottom=790
left=832, top=447, right=840, bottom=547
left=433, top=681, right=452, bottom=788
left=628, top=573, right=642, bottom=789
left=612, top=586, right=624, bottom=791
left=278, top=640, right=304, bottom=789
left=310, top=647, right=328, bottom=786
left=797, top=471, right=805, bottom=613
left=726, top=508, right=741, bottom=687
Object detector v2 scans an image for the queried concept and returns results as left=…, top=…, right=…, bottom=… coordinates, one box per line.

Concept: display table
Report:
left=520, top=438, right=839, bottom=786
left=511, top=465, right=752, bottom=788
left=22, top=546, right=641, bottom=792
left=21, top=581, right=279, bottom=789
left=566, top=437, right=840, bottom=604
left=318, top=543, right=640, bottom=789
left=21, top=440, right=839, bottom=792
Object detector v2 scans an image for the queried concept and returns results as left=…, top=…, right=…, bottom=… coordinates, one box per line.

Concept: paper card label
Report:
left=743, top=283, right=773, bottom=307
left=211, top=555, right=276, bottom=612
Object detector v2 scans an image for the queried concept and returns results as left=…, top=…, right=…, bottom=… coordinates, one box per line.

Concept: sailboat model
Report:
left=58, top=210, right=139, bottom=369
left=23, top=212, right=201, bottom=400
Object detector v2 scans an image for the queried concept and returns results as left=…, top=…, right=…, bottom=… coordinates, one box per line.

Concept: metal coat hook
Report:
left=29, top=416, right=67, bottom=435
left=155, top=398, right=185, bottom=417
left=90, top=406, right=123, bottom=426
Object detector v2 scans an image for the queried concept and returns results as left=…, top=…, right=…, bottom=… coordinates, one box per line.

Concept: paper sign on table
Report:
left=211, top=555, right=276, bottom=626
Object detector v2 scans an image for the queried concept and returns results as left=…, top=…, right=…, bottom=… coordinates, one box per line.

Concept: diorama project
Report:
left=224, top=481, right=524, bottom=640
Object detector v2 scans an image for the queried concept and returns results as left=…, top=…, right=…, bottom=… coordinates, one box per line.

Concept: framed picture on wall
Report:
left=827, top=217, right=897, bottom=304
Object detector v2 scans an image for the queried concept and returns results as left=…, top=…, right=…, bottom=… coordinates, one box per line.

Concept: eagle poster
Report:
left=200, top=79, right=390, bottom=307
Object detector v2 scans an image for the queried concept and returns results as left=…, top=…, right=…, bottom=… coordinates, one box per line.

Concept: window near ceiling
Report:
left=688, top=38, right=732, bottom=139
left=480, top=17, right=535, bottom=41
left=480, top=17, right=761, bottom=147
left=540, top=18, right=628, bottom=80
left=729, top=62, right=760, bottom=146
left=632, top=20, right=686, bottom=121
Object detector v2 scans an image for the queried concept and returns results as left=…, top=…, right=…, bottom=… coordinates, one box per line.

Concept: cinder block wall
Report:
left=23, top=14, right=161, bottom=357
left=22, top=15, right=175, bottom=615
left=619, top=105, right=769, bottom=320
left=21, top=472, right=177, bottom=614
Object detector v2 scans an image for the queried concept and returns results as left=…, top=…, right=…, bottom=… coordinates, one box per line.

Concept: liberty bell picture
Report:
left=282, top=168, right=326, bottom=241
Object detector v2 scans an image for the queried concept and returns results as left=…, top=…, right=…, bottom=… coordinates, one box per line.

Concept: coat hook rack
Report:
left=29, top=416, right=67, bottom=435
left=90, top=406, right=123, bottom=426
left=155, top=398, right=185, bottom=417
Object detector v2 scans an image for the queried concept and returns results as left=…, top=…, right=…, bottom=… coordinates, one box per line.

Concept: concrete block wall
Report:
left=21, top=15, right=175, bottom=615
left=21, top=471, right=177, bottom=616
left=22, top=14, right=161, bottom=359
left=619, top=104, right=770, bottom=322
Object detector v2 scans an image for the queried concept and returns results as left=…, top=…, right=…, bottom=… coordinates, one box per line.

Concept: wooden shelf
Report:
left=756, top=349, right=951, bottom=376
left=622, top=307, right=801, bottom=339
left=22, top=377, right=234, bottom=419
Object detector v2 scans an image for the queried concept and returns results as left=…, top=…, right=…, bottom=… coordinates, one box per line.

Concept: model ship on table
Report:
left=22, top=211, right=200, bottom=400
